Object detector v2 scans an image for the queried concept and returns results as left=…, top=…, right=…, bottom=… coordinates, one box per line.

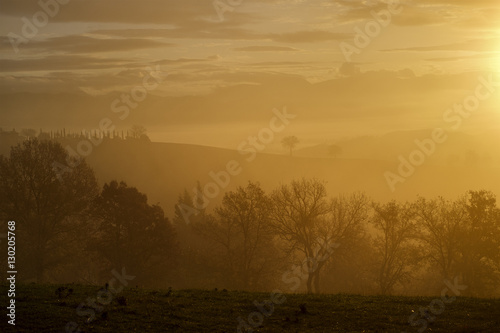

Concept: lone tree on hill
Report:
left=328, top=144, right=342, bottom=158
left=282, top=135, right=299, bottom=156
left=129, top=125, right=149, bottom=140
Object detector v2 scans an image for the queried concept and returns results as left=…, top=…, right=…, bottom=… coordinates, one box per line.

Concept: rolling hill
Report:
left=2, top=133, right=499, bottom=219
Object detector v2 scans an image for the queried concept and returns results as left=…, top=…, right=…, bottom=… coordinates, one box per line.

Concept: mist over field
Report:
left=1, top=0, right=500, bottom=332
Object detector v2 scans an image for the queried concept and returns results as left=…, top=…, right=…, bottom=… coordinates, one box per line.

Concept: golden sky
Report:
left=1, top=0, right=499, bottom=149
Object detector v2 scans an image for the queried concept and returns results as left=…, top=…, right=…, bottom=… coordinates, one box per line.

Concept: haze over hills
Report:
left=295, top=129, right=500, bottom=166
left=82, top=135, right=500, bottom=218
left=2, top=130, right=498, bottom=219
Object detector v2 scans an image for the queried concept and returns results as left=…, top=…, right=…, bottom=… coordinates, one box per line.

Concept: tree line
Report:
left=1, top=139, right=499, bottom=297
left=0, top=139, right=172, bottom=287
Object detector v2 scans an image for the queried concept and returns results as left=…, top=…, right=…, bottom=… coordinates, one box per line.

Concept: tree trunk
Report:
left=313, top=269, right=320, bottom=294
left=306, top=273, right=313, bottom=294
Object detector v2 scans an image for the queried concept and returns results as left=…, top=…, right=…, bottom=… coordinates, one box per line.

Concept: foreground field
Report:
left=3, top=284, right=499, bottom=332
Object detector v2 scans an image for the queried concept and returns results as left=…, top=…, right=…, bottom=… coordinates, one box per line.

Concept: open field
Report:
left=3, top=283, right=499, bottom=332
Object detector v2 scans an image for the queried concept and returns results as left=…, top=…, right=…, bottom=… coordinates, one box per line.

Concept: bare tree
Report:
left=281, top=136, right=299, bottom=156
left=172, top=185, right=216, bottom=289
left=196, top=182, right=280, bottom=290
left=328, top=145, right=342, bottom=158
left=458, top=190, right=500, bottom=296
left=414, top=191, right=500, bottom=297
left=129, top=124, right=148, bottom=139
left=0, top=139, right=98, bottom=282
left=412, top=197, right=466, bottom=282
left=371, top=201, right=421, bottom=295
left=270, top=178, right=332, bottom=293
left=312, top=192, right=369, bottom=293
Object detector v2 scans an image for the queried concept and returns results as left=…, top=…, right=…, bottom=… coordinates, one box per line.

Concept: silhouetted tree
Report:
left=371, top=201, right=421, bottom=295
left=0, top=139, right=98, bottom=282
left=172, top=185, right=217, bottom=289
left=328, top=145, right=342, bottom=158
left=313, top=193, right=369, bottom=293
left=413, top=197, right=466, bottom=282
left=458, top=190, right=500, bottom=296
left=196, top=182, right=280, bottom=290
left=90, top=181, right=177, bottom=286
left=270, top=178, right=333, bottom=293
left=281, top=136, right=299, bottom=156
left=321, top=232, right=376, bottom=294
left=174, top=182, right=207, bottom=227
left=129, top=125, right=148, bottom=140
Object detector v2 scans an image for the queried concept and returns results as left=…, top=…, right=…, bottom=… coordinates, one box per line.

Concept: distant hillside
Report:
left=79, top=138, right=500, bottom=218
left=2, top=134, right=499, bottom=219
left=295, top=129, right=500, bottom=167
